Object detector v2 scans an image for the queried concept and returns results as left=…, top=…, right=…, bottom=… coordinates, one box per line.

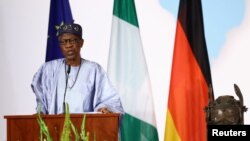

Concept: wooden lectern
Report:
left=4, top=114, right=120, bottom=141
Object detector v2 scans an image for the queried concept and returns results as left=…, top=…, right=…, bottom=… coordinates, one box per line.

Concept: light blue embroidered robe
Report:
left=31, top=58, right=124, bottom=114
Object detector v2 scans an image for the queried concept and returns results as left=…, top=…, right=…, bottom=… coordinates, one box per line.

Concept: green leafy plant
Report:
left=37, top=110, right=52, bottom=141
left=37, top=103, right=92, bottom=141
left=60, top=103, right=72, bottom=141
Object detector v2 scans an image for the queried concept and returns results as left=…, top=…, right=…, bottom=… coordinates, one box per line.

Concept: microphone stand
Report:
left=63, top=65, right=71, bottom=113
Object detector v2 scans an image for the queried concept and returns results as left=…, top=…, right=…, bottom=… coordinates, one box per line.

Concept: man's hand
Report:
left=97, top=107, right=112, bottom=114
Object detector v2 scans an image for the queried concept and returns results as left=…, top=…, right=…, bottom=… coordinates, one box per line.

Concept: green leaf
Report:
left=70, top=120, right=80, bottom=141
left=37, top=108, right=52, bottom=141
left=80, top=114, right=91, bottom=141
left=60, top=103, right=71, bottom=141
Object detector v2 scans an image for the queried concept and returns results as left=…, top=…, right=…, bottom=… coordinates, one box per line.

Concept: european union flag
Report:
left=45, top=0, right=73, bottom=62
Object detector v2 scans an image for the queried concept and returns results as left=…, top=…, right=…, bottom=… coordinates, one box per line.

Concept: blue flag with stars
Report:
left=45, top=0, right=73, bottom=62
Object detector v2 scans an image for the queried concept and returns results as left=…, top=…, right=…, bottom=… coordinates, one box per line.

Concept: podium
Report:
left=4, top=113, right=120, bottom=141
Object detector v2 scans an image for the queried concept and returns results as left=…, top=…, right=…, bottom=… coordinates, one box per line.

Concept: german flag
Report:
left=164, top=0, right=213, bottom=141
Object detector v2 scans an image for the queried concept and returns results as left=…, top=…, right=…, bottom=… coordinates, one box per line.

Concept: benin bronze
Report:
left=205, top=84, right=247, bottom=125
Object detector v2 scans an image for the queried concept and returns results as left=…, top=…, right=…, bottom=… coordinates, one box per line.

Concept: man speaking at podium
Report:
left=31, top=23, right=124, bottom=115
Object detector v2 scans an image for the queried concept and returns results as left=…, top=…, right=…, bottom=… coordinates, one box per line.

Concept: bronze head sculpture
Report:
left=205, top=84, right=247, bottom=125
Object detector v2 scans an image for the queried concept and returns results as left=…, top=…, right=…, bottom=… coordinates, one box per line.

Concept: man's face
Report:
left=58, top=33, right=83, bottom=61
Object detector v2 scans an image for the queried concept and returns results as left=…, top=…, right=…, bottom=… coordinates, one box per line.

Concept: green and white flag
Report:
left=108, top=0, right=159, bottom=140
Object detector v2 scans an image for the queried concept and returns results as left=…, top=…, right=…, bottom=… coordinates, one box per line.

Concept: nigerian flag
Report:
left=108, top=0, right=159, bottom=140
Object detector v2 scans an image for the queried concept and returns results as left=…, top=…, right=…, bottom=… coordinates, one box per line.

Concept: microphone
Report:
left=67, top=65, right=71, bottom=74
left=63, top=65, right=71, bottom=113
